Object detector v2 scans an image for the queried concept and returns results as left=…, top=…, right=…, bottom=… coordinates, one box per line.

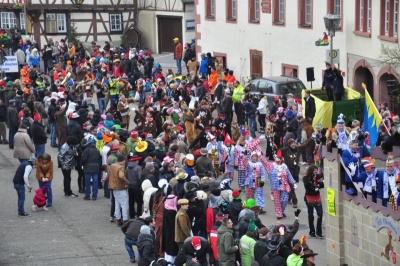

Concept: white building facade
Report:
left=195, top=0, right=400, bottom=108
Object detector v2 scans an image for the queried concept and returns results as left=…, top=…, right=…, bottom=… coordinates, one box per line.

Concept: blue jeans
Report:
left=124, top=237, right=138, bottom=260
left=9, top=128, right=16, bottom=149
left=85, top=172, right=99, bottom=199
left=97, top=98, right=106, bottom=114
left=38, top=180, right=52, bottom=205
left=35, top=144, right=45, bottom=158
left=176, top=59, right=182, bottom=74
left=14, top=184, right=25, bottom=213
left=49, top=122, right=57, bottom=146
left=248, top=117, right=256, bottom=138
left=111, top=95, right=119, bottom=108
left=307, top=202, right=323, bottom=235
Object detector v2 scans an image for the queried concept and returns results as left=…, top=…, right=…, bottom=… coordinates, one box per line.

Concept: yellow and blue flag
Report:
left=362, top=83, right=381, bottom=148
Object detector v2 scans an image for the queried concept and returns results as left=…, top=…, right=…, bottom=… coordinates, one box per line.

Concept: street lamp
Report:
left=323, top=14, right=341, bottom=67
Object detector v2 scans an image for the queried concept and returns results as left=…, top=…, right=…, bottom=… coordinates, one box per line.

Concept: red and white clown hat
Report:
left=224, top=134, right=235, bottom=146
left=207, top=132, right=216, bottom=141
left=361, top=157, right=375, bottom=169
left=274, top=150, right=283, bottom=162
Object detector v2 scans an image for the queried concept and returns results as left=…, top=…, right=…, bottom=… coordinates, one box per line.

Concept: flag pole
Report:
left=361, top=83, right=391, bottom=136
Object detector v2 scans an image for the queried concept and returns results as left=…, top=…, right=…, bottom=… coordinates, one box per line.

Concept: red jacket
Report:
left=210, top=225, right=220, bottom=261
left=206, top=207, right=218, bottom=235
left=33, top=188, right=46, bottom=206
left=174, top=42, right=183, bottom=59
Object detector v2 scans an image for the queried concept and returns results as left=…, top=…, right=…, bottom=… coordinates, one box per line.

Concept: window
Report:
left=298, top=0, right=313, bottom=28
left=355, top=0, right=371, bottom=37
left=379, top=0, right=399, bottom=41
left=1, top=12, right=17, bottom=29
left=206, top=0, right=215, bottom=19
left=282, top=63, right=299, bottom=78
left=45, top=13, right=67, bottom=33
left=273, top=0, right=285, bottom=25
left=19, top=13, right=25, bottom=31
left=109, top=14, right=123, bottom=32
left=327, top=0, right=343, bottom=30
left=249, top=0, right=260, bottom=22
left=227, top=0, right=237, bottom=21
left=258, top=80, right=273, bottom=93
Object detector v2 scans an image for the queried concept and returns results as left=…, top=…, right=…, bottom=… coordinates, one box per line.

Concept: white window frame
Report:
left=394, top=0, right=398, bottom=36
left=385, top=0, right=390, bottom=35
left=367, top=0, right=371, bottom=32
left=279, top=0, right=285, bottom=22
left=334, top=0, right=341, bottom=16
left=210, top=0, right=215, bottom=16
left=254, top=0, right=260, bottom=20
left=359, top=0, right=364, bottom=31
left=46, top=13, right=66, bottom=34
left=109, top=13, right=122, bottom=32
left=305, top=0, right=312, bottom=25
left=19, top=13, right=26, bottom=31
left=1, top=12, right=17, bottom=29
left=231, top=0, right=237, bottom=19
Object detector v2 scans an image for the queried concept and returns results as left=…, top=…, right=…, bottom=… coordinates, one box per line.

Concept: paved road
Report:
left=0, top=56, right=328, bottom=265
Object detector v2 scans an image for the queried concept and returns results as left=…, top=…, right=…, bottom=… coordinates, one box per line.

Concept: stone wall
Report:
left=324, top=146, right=400, bottom=266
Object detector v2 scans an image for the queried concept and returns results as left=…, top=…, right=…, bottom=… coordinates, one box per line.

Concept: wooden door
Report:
left=157, top=16, right=182, bottom=53
left=250, top=49, right=263, bottom=78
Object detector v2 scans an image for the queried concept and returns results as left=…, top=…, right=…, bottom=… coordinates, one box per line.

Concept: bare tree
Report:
left=380, top=45, right=400, bottom=68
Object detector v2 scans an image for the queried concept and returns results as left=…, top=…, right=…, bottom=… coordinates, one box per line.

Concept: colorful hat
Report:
left=337, top=113, right=345, bottom=125
left=33, top=114, right=41, bottom=122
left=207, top=132, right=216, bottom=140
left=232, top=190, right=241, bottom=199
left=274, top=150, right=283, bottom=161
left=242, top=130, right=249, bottom=137
left=191, top=236, right=201, bottom=250
left=248, top=219, right=257, bottom=233
left=135, top=141, right=148, bottom=153
left=111, top=144, right=120, bottom=150
left=361, top=157, right=375, bottom=169
left=224, top=134, right=235, bottom=146
left=244, top=198, right=256, bottom=209
left=102, top=133, right=112, bottom=144
left=387, top=155, right=395, bottom=166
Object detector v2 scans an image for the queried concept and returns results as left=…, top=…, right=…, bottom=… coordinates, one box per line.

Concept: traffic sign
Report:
left=326, top=49, right=340, bottom=64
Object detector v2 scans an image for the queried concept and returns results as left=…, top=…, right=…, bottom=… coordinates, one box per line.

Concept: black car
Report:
left=245, top=76, right=306, bottom=111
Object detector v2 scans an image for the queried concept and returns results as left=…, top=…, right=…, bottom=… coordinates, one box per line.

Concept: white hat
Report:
left=186, top=154, right=194, bottom=161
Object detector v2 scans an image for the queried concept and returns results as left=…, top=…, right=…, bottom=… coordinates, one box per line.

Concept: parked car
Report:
left=245, top=76, right=306, bottom=113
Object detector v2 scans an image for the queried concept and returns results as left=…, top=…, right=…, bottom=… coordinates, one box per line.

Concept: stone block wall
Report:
left=324, top=146, right=400, bottom=266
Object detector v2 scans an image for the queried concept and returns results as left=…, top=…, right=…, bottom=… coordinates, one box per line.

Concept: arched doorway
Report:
left=354, top=66, right=374, bottom=99
left=379, top=73, right=399, bottom=112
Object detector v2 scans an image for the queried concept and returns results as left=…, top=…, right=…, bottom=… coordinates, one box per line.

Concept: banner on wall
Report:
left=327, top=188, right=336, bottom=216
left=0, top=56, right=18, bottom=73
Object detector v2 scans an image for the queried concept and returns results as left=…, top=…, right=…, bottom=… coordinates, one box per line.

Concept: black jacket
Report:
left=227, top=199, right=242, bottom=225
left=80, top=143, right=101, bottom=173
left=175, top=237, right=215, bottom=266
left=67, top=119, right=84, bottom=140
left=126, top=161, right=142, bottom=187
left=48, top=103, right=57, bottom=123
left=188, top=131, right=208, bottom=149
left=221, top=95, right=233, bottom=114
left=31, top=121, right=47, bottom=145
left=0, top=104, right=6, bottom=122
left=187, top=198, right=206, bottom=233
left=260, top=252, right=287, bottom=266
left=138, top=233, right=156, bottom=266
left=303, top=173, right=323, bottom=197
left=304, top=96, right=316, bottom=119
left=141, top=169, right=158, bottom=188
left=7, top=106, right=19, bottom=130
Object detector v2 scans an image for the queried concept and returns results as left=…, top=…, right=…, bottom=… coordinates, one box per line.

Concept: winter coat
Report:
left=254, top=238, right=269, bottom=264
left=194, top=156, right=216, bottom=178
left=185, top=119, right=196, bottom=144
left=227, top=199, right=242, bottom=225
left=33, top=188, right=46, bottom=206
left=141, top=169, right=158, bottom=188
left=304, top=96, right=316, bottom=119
left=175, top=208, right=191, bottom=244
left=261, top=252, right=287, bottom=266
left=138, top=233, right=157, bottom=266
left=67, top=119, right=84, bottom=140
left=174, top=42, right=183, bottom=59
left=7, top=106, right=19, bottom=131
left=58, top=143, right=76, bottom=170
left=121, top=218, right=146, bottom=240
left=36, top=155, right=54, bottom=181
left=126, top=161, right=142, bottom=187
left=187, top=198, right=206, bottom=233
left=31, top=121, right=47, bottom=145
left=81, top=143, right=101, bottom=173
left=163, top=208, right=179, bottom=256
left=175, top=237, right=215, bottom=266
left=108, top=162, right=129, bottom=190
left=141, top=179, right=158, bottom=213
left=240, top=234, right=256, bottom=266
left=13, top=128, right=35, bottom=160
left=217, top=224, right=237, bottom=266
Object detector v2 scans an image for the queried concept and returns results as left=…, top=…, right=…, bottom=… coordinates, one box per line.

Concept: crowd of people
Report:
left=2, top=34, right=400, bottom=266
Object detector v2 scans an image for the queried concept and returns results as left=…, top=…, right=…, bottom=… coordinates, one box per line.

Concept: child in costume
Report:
left=32, top=184, right=49, bottom=211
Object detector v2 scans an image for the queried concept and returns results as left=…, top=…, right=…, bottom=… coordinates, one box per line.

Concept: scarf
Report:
left=363, top=168, right=377, bottom=193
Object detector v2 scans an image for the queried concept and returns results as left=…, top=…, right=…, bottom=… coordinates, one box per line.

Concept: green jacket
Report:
left=240, top=234, right=256, bottom=266
left=126, top=139, right=137, bottom=154
left=232, top=84, right=244, bottom=103
left=217, top=224, right=237, bottom=266
left=286, top=253, right=304, bottom=266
